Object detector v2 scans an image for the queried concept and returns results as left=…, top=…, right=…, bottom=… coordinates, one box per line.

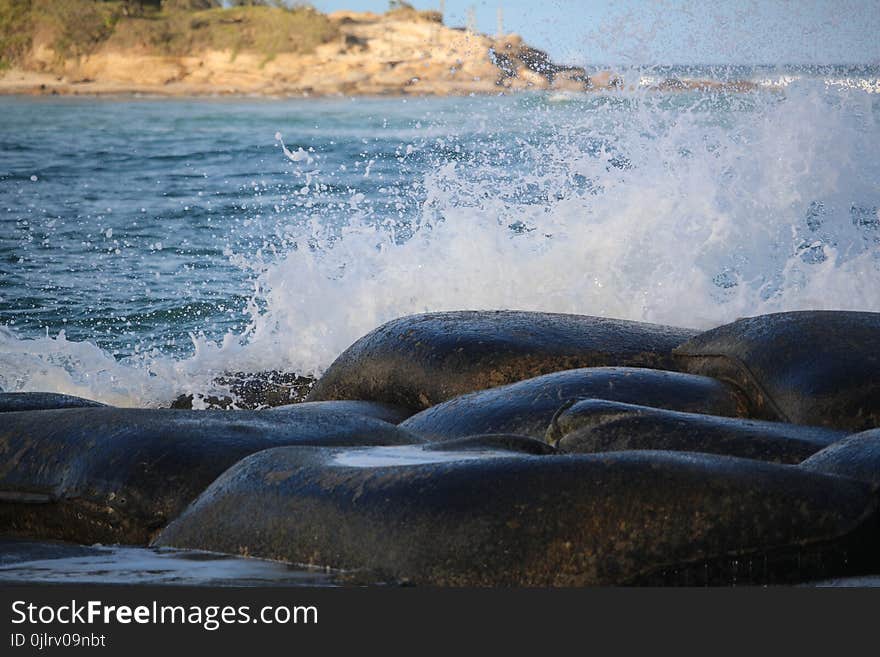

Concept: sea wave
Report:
left=2, top=78, right=879, bottom=406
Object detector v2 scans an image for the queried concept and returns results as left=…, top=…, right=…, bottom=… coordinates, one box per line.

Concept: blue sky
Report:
left=307, top=1, right=880, bottom=65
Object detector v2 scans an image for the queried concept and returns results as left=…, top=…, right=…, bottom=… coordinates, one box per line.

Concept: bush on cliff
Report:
left=0, top=0, right=339, bottom=71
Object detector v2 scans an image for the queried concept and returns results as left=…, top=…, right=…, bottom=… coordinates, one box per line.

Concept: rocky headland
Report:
left=0, top=2, right=612, bottom=97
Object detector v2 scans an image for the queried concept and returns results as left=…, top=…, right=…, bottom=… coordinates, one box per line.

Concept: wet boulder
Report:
left=673, top=311, right=880, bottom=431
left=422, top=434, right=557, bottom=455
left=264, top=400, right=413, bottom=424
left=155, top=446, right=879, bottom=586
left=400, top=366, right=749, bottom=441
left=800, top=429, right=880, bottom=487
left=0, top=406, right=422, bottom=545
left=0, top=392, right=106, bottom=413
left=548, top=399, right=846, bottom=464
left=307, top=311, right=699, bottom=411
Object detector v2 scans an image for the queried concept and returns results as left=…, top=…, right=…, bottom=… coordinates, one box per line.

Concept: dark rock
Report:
left=673, top=311, right=880, bottom=430
left=548, top=399, right=846, bottom=464
left=307, top=311, right=699, bottom=411
left=218, top=371, right=316, bottom=407
left=170, top=393, right=234, bottom=410
left=0, top=392, right=106, bottom=413
left=171, top=371, right=316, bottom=410
left=264, top=400, right=413, bottom=424
left=422, top=434, right=556, bottom=455
left=800, top=429, right=880, bottom=486
left=0, top=406, right=422, bottom=544
left=400, top=366, right=749, bottom=441
left=154, top=446, right=879, bottom=586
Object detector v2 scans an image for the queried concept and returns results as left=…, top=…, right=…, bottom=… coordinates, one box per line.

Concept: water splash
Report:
left=2, top=78, right=879, bottom=406
left=220, top=80, right=880, bottom=375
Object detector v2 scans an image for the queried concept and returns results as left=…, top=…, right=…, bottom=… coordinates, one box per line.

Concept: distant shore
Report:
left=0, top=65, right=577, bottom=98
left=0, top=4, right=609, bottom=98
left=0, top=68, right=763, bottom=98
left=0, top=4, right=773, bottom=99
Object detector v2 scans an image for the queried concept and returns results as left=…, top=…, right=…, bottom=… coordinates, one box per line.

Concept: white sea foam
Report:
left=218, top=80, right=880, bottom=373
left=2, top=80, right=879, bottom=407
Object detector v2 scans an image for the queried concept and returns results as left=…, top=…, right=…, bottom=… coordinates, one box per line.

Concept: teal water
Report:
left=1, top=96, right=451, bottom=355
left=2, top=94, right=591, bottom=356
left=1, top=71, right=879, bottom=406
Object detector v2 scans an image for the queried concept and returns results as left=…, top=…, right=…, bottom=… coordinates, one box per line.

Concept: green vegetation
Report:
left=386, top=1, right=441, bottom=23
left=0, top=0, right=31, bottom=68
left=104, top=3, right=338, bottom=65
left=0, top=0, right=339, bottom=71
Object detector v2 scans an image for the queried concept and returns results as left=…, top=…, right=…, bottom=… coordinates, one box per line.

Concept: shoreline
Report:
left=0, top=63, right=591, bottom=99
left=0, top=68, right=765, bottom=99
left=0, top=77, right=536, bottom=99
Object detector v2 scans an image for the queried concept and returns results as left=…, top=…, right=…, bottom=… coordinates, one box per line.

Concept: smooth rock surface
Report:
left=0, top=392, right=106, bottom=413
left=264, top=400, right=413, bottom=424
left=400, top=366, right=749, bottom=441
left=674, top=311, right=880, bottom=430
left=155, top=446, right=879, bottom=586
left=548, top=400, right=846, bottom=463
left=422, top=434, right=557, bottom=455
left=800, top=429, right=880, bottom=486
left=0, top=406, right=422, bottom=544
left=308, top=311, right=699, bottom=411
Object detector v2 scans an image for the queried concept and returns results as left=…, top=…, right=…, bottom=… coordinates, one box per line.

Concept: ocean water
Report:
left=2, top=66, right=879, bottom=408
left=0, top=539, right=335, bottom=586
